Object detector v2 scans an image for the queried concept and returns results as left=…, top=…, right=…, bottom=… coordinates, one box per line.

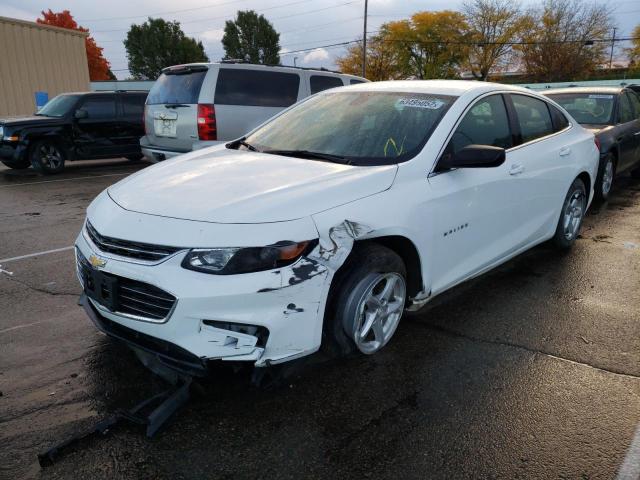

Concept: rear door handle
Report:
left=559, top=147, right=571, bottom=156
left=509, top=164, right=525, bottom=175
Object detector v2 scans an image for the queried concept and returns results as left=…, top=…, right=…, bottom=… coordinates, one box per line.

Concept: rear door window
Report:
left=147, top=70, right=206, bottom=105
left=215, top=69, right=300, bottom=107
left=121, top=94, right=147, bottom=117
left=447, top=94, right=513, bottom=154
left=511, top=94, right=554, bottom=143
left=310, top=75, right=344, bottom=94
left=80, top=96, right=116, bottom=119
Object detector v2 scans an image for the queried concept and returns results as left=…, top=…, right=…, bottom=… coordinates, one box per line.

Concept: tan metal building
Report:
left=0, top=16, right=90, bottom=116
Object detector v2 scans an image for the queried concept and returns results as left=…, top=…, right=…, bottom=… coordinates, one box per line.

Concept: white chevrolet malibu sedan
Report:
left=75, top=80, right=599, bottom=375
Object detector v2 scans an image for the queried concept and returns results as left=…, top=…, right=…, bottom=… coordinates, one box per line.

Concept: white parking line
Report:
left=617, top=423, right=640, bottom=480
left=0, top=172, right=129, bottom=188
left=0, top=246, right=74, bottom=264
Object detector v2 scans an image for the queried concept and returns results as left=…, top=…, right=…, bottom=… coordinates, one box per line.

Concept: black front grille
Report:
left=77, top=249, right=177, bottom=322
left=85, top=221, right=182, bottom=262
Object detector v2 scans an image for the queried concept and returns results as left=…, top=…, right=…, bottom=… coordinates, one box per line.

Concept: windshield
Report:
left=546, top=93, right=615, bottom=125
left=36, top=94, right=79, bottom=117
left=147, top=70, right=207, bottom=105
left=241, top=91, right=457, bottom=165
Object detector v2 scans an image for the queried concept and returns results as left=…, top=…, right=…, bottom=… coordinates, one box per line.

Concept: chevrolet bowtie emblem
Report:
left=89, top=254, right=107, bottom=269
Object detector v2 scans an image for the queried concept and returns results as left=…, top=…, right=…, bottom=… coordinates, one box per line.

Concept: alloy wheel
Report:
left=563, top=189, right=585, bottom=240
left=601, top=159, right=614, bottom=196
left=350, top=272, right=406, bottom=354
left=39, top=144, right=63, bottom=170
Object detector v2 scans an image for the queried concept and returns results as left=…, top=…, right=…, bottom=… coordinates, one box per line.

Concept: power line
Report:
left=92, top=0, right=360, bottom=34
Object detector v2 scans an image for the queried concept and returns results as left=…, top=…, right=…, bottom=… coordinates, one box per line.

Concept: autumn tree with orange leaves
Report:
left=37, top=9, right=114, bottom=81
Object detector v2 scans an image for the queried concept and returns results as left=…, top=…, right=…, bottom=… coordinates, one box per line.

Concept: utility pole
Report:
left=362, top=0, right=368, bottom=78
left=609, top=27, right=616, bottom=69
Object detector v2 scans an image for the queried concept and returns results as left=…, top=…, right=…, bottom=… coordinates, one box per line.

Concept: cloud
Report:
left=199, top=28, right=224, bottom=43
left=302, top=48, right=330, bottom=65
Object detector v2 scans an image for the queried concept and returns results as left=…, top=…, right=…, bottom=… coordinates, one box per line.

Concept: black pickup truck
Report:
left=0, top=90, right=147, bottom=174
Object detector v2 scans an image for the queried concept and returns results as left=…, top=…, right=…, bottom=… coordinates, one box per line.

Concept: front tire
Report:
left=30, top=140, right=65, bottom=174
left=552, top=177, right=587, bottom=250
left=594, top=154, right=615, bottom=201
left=324, top=243, right=407, bottom=356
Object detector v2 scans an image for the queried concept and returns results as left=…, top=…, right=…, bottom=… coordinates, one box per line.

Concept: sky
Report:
left=1, top=0, right=639, bottom=79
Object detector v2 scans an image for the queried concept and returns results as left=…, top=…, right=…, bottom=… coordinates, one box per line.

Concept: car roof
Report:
left=165, top=62, right=367, bottom=80
left=326, top=79, right=534, bottom=96
left=543, top=86, right=623, bottom=95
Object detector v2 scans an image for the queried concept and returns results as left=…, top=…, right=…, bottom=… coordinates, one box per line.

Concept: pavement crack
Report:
left=3, top=275, right=78, bottom=298
left=413, top=322, right=640, bottom=380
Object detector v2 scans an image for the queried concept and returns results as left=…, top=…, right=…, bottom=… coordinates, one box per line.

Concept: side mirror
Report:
left=445, top=144, right=506, bottom=169
left=74, top=109, right=88, bottom=120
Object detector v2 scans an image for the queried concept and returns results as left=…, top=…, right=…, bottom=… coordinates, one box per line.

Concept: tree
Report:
left=625, top=24, right=640, bottom=65
left=336, top=34, right=405, bottom=81
left=515, top=0, right=613, bottom=82
left=222, top=10, right=281, bottom=64
left=382, top=11, right=470, bottom=79
left=37, top=9, right=111, bottom=81
left=462, top=0, right=527, bottom=80
left=124, top=18, right=209, bottom=80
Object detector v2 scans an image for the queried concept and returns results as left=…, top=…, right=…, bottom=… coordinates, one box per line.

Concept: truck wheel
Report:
left=30, top=140, right=65, bottom=174
left=552, top=177, right=586, bottom=250
left=324, top=243, right=407, bottom=356
left=1, top=158, right=31, bottom=169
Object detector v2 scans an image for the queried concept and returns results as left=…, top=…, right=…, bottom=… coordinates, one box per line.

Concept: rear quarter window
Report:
left=548, top=103, right=570, bottom=131
left=310, top=75, right=344, bottom=94
left=215, top=69, right=300, bottom=107
left=122, top=94, right=147, bottom=117
left=147, top=70, right=207, bottom=105
left=350, top=79, right=366, bottom=85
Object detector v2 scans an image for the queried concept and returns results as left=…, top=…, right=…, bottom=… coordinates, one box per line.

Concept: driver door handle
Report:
left=509, top=163, right=525, bottom=175
left=559, top=146, right=571, bottom=156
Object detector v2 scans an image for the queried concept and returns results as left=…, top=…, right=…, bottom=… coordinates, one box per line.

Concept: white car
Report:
left=76, top=80, right=599, bottom=375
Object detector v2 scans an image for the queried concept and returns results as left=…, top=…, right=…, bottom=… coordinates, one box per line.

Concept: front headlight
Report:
left=181, top=240, right=317, bottom=275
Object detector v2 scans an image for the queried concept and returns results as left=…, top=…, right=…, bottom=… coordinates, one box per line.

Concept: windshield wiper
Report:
left=164, top=103, right=189, bottom=108
left=226, top=137, right=258, bottom=152
left=263, top=149, right=351, bottom=164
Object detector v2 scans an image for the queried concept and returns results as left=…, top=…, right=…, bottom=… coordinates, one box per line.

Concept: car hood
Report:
left=108, top=147, right=398, bottom=223
left=0, top=115, right=65, bottom=127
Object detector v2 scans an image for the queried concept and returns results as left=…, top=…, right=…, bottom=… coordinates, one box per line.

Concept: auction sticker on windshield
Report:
left=396, top=97, right=446, bottom=109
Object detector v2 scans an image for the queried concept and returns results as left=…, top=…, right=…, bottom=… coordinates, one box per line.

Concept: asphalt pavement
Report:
left=0, top=159, right=638, bottom=480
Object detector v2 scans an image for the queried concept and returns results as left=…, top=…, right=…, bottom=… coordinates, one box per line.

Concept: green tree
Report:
left=625, top=24, right=640, bottom=65
left=124, top=18, right=209, bottom=79
left=383, top=11, right=471, bottom=79
left=222, top=10, right=281, bottom=64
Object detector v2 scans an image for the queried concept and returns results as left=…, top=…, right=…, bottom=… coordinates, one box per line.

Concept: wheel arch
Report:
left=577, top=171, right=592, bottom=198
left=354, top=235, right=424, bottom=301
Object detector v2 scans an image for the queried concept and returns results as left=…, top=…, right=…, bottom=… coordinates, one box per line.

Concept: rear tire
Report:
left=323, top=243, right=407, bottom=357
left=1, top=157, right=31, bottom=169
left=594, top=153, right=615, bottom=201
left=30, top=140, right=65, bottom=174
left=552, top=177, right=586, bottom=250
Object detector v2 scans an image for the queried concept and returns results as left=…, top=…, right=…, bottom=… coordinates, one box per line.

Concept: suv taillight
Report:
left=197, top=104, right=217, bottom=141
left=143, top=105, right=148, bottom=136
left=594, top=136, right=601, bottom=152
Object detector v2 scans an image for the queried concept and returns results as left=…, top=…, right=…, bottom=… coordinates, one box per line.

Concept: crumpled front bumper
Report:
left=75, top=207, right=332, bottom=369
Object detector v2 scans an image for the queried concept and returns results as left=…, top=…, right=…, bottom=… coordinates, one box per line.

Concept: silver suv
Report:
left=140, top=61, right=368, bottom=161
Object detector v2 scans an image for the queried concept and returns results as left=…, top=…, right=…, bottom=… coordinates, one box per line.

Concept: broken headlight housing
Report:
left=181, top=240, right=317, bottom=275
